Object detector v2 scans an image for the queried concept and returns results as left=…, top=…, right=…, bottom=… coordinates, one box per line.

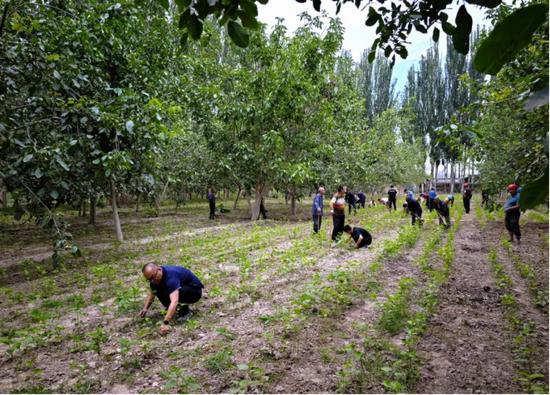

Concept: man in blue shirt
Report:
left=311, top=186, right=325, bottom=234
left=504, top=183, right=522, bottom=243
left=140, top=263, right=204, bottom=335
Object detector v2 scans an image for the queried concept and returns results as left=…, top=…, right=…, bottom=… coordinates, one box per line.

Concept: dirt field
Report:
left=0, top=197, right=547, bottom=393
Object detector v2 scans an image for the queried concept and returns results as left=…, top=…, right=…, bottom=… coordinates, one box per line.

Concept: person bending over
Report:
left=140, top=263, right=204, bottom=335
left=343, top=224, right=372, bottom=249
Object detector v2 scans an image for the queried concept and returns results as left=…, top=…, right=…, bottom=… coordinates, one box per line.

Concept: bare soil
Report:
left=413, top=207, right=548, bottom=394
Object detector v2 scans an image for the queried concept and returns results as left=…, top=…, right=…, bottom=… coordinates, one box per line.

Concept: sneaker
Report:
left=176, top=310, right=194, bottom=323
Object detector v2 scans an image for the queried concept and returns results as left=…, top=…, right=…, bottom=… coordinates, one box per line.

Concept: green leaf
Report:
left=520, top=168, right=548, bottom=212
left=238, top=11, right=259, bottom=29
left=442, top=20, right=455, bottom=35
left=313, top=0, right=321, bottom=12
left=56, top=158, right=70, bottom=171
left=183, top=11, right=203, bottom=40
left=23, top=154, right=33, bottom=163
left=50, top=190, right=59, bottom=200
left=397, top=46, right=408, bottom=59
left=432, top=27, right=440, bottom=43
left=465, top=0, right=501, bottom=8
left=159, top=0, right=169, bottom=9
left=237, top=363, right=249, bottom=370
left=241, top=0, right=258, bottom=17
left=180, top=32, right=189, bottom=47
left=228, top=21, right=249, bottom=47
left=452, top=5, right=472, bottom=55
left=175, top=0, right=192, bottom=10
left=365, top=7, right=378, bottom=26
left=474, top=4, right=548, bottom=75
left=368, top=51, right=375, bottom=63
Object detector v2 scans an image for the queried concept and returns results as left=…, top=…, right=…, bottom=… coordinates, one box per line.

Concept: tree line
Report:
left=0, top=0, right=547, bottom=261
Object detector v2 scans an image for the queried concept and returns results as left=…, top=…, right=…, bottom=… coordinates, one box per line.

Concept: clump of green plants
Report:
left=378, top=277, right=416, bottom=335
left=205, top=345, right=235, bottom=374
left=160, top=366, right=200, bottom=393
left=229, top=362, right=269, bottom=393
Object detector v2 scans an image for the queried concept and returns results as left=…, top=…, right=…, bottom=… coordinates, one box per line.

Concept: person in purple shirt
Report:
left=140, top=263, right=204, bottom=335
left=311, top=186, right=325, bottom=234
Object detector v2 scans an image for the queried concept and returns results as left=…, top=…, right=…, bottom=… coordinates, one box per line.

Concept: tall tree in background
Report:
left=357, top=50, right=396, bottom=122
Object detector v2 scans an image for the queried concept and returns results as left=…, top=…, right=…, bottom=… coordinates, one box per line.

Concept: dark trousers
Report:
left=505, top=209, right=521, bottom=240
left=313, top=214, right=322, bottom=233
left=348, top=203, right=356, bottom=215
left=427, top=198, right=434, bottom=212
left=411, top=208, right=422, bottom=225
left=209, top=201, right=216, bottom=219
left=332, top=214, right=345, bottom=241
left=463, top=197, right=471, bottom=213
left=388, top=198, right=396, bottom=211
left=357, top=232, right=372, bottom=248
left=158, top=285, right=202, bottom=315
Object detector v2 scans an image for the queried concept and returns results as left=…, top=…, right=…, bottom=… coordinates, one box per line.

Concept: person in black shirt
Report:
left=344, top=187, right=357, bottom=215
left=462, top=182, right=472, bottom=214
left=343, top=224, right=372, bottom=248
left=433, top=197, right=450, bottom=228
left=207, top=188, right=216, bottom=219
left=406, top=195, right=423, bottom=225
left=357, top=191, right=366, bottom=208
left=387, top=185, right=398, bottom=211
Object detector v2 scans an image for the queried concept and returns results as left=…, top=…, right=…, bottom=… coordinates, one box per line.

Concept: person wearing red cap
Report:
left=504, top=183, right=522, bottom=243
left=462, top=182, right=472, bottom=214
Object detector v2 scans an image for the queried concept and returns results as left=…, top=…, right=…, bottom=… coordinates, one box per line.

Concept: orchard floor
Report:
left=0, top=197, right=548, bottom=393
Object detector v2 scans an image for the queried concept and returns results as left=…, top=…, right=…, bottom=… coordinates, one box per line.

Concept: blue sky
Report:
left=258, top=1, right=491, bottom=94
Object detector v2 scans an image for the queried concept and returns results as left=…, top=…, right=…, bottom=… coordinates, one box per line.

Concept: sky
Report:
left=257, top=1, right=492, bottom=94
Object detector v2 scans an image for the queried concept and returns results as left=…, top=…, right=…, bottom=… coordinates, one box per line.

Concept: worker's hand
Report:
left=159, top=324, right=170, bottom=336
left=139, top=308, right=148, bottom=318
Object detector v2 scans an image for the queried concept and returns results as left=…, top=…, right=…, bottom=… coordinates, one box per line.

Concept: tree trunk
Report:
left=154, top=195, right=160, bottom=217
left=225, top=189, right=230, bottom=200
left=290, top=186, right=297, bottom=217
left=81, top=199, right=87, bottom=217
left=135, top=193, right=140, bottom=213
left=233, top=187, right=242, bottom=210
left=0, top=186, right=6, bottom=209
left=110, top=178, right=124, bottom=242
left=430, top=161, right=435, bottom=189
left=89, top=195, right=97, bottom=225
left=250, top=183, right=266, bottom=220
left=450, top=161, right=456, bottom=194
left=434, top=161, right=439, bottom=192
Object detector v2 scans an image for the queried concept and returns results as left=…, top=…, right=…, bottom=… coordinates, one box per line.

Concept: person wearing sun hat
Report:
left=503, top=183, right=522, bottom=244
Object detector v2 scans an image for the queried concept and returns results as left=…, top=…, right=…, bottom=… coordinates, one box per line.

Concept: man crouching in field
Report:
left=140, top=263, right=204, bottom=335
